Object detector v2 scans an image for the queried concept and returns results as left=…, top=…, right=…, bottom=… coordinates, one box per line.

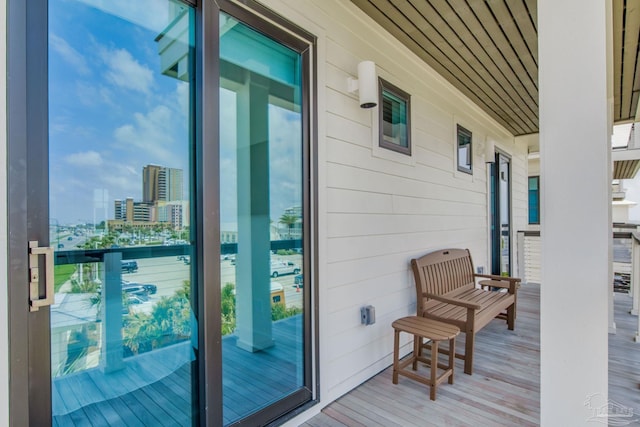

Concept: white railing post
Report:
left=632, top=232, right=640, bottom=342
left=631, top=233, right=640, bottom=316
left=517, top=231, right=525, bottom=282
left=101, top=252, right=124, bottom=372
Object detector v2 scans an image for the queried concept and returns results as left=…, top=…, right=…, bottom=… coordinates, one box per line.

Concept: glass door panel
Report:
left=490, top=153, right=511, bottom=276
left=48, top=1, right=198, bottom=424
left=219, top=13, right=306, bottom=425
left=499, top=155, right=511, bottom=275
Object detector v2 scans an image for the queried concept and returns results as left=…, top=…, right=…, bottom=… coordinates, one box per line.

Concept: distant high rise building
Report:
left=143, top=165, right=163, bottom=203
left=165, top=167, right=183, bottom=202
left=142, top=164, right=183, bottom=203
left=114, top=199, right=126, bottom=220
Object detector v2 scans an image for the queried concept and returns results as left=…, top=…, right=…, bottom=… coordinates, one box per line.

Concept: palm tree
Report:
left=278, top=214, right=298, bottom=239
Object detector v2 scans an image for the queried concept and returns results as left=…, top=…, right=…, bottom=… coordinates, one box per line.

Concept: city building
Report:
left=143, top=164, right=184, bottom=203
left=114, top=166, right=186, bottom=230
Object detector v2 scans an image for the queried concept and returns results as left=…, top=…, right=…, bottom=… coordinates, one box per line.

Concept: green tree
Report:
left=221, top=283, right=236, bottom=335
left=271, top=303, right=302, bottom=321
left=278, top=214, right=298, bottom=239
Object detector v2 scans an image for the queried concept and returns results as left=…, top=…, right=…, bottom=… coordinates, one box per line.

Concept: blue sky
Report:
left=49, top=0, right=190, bottom=225
left=49, top=0, right=303, bottom=227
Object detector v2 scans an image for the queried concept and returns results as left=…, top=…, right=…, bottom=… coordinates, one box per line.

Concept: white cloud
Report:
left=65, top=150, right=103, bottom=167
left=113, top=105, right=177, bottom=163
left=102, top=48, right=154, bottom=95
left=176, top=82, right=190, bottom=119
left=49, top=33, right=91, bottom=76
left=101, top=163, right=140, bottom=199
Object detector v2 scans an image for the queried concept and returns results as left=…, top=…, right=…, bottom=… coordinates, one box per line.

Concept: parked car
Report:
left=121, top=282, right=148, bottom=296
left=139, top=283, right=157, bottom=294
left=121, top=260, right=138, bottom=273
left=122, top=280, right=157, bottom=295
left=270, top=260, right=300, bottom=278
left=294, top=273, right=303, bottom=286
left=126, top=294, right=148, bottom=305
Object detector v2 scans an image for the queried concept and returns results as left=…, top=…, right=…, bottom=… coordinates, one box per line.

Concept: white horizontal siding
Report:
left=524, top=235, right=542, bottom=284
left=260, top=0, right=530, bottom=422
left=613, top=262, right=631, bottom=275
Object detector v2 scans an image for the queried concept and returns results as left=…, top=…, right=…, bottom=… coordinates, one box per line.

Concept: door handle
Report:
left=29, top=240, right=55, bottom=311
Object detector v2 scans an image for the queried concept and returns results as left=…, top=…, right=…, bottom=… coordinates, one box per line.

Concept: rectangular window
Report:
left=379, top=78, right=411, bottom=155
left=528, top=176, right=540, bottom=224
left=457, top=125, right=473, bottom=174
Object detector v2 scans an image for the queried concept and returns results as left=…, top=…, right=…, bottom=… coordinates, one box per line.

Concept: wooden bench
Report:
left=411, top=248, right=520, bottom=375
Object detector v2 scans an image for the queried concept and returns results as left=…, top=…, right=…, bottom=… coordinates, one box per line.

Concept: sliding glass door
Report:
left=8, top=0, right=314, bottom=425
left=218, top=7, right=312, bottom=425
left=47, top=1, right=199, bottom=425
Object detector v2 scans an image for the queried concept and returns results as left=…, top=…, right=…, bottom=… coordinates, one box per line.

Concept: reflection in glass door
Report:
left=219, top=11, right=310, bottom=425
left=491, top=152, right=511, bottom=275
left=48, top=1, right=198, bottom=424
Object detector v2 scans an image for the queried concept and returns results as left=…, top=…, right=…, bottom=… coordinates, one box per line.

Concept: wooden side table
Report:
left=392, top=316, right=460, bottom=400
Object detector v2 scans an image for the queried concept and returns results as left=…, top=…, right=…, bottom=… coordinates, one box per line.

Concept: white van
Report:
left=270, top=260, right=300, bottom=277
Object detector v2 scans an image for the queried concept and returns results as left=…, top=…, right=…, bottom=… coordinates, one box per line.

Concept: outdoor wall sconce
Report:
left=347, top=60, right=378, bottom=109
left=485, top=138, right=496, bottom=163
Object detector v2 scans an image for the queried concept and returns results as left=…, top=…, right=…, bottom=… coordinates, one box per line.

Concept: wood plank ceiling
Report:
left=351, top=0, right=640, bottom=137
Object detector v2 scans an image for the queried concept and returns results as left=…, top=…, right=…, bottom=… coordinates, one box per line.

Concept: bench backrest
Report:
left=411, top=248, right=475, bottom=315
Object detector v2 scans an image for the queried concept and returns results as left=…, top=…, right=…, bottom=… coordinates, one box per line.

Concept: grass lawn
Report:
left=54, top=264, right=76, bottom=292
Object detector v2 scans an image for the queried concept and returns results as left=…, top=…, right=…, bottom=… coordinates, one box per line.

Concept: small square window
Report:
left=457, top=125, right=473, bottom=174
left=528, top=176, right=540, bottom=224
left=379, top=78, right=411, bottom=155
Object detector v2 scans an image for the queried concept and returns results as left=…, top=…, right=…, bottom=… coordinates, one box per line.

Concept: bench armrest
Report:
left=423, top=292, right=481, bottom=310
left=475, top=273, right=521, bottom=283
left=475, top=274, right=520, bottom=294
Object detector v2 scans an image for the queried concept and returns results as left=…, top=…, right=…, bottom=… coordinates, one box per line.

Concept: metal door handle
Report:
left=29, top=240, right=54, bottom=311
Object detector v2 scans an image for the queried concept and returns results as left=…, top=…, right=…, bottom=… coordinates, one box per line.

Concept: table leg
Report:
left=448, top=337, right=455, bottom=385
left=392, top=329, right=400, bottom=384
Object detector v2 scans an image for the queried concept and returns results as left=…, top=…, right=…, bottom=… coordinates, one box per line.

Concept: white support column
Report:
left=632, top=234, right=640, bottom=316
left=539, top=0, right=610, bottom=425
left=235, top=74, right=274, bottom=352
left=101, top=253, right=124, bottom=373
left=634, top=236, right=640, bottom=342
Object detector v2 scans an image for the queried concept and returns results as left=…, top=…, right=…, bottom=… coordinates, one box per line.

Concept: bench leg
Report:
left=507, top=303, right=515, bottom=331
left=430, top=339, right=438, bottom=400
left=413, top=335, right=420, bottom=370
left=464, top=331, right=475, bottom=375
left=392, top=329, right=400, bottom=384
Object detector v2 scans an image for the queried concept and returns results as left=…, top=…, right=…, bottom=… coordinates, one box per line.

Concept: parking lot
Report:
left=123, top=255, right=304, bottom=311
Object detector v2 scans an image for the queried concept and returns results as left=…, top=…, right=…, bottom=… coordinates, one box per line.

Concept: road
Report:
left=123, top=255, right=304, bottom=311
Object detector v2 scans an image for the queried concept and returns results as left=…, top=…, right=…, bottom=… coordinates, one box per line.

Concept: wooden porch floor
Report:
left=305, top=284, right=640, bottom=427
left=52, top=315, right=303, bottom=426
left=50, top=284, right=640, bottom=426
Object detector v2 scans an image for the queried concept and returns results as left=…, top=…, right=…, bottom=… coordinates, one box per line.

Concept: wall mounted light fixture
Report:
left=347, top=60, right=378, bottom=109
left=485, top=138, right=496, bottom=163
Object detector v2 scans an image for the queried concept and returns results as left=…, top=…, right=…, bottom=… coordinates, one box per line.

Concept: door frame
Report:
left=490, top=149, right=513, bottom=276
left=7, top=0, right=50, bottom=424
left=7, top=0, right=318, bottom=425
